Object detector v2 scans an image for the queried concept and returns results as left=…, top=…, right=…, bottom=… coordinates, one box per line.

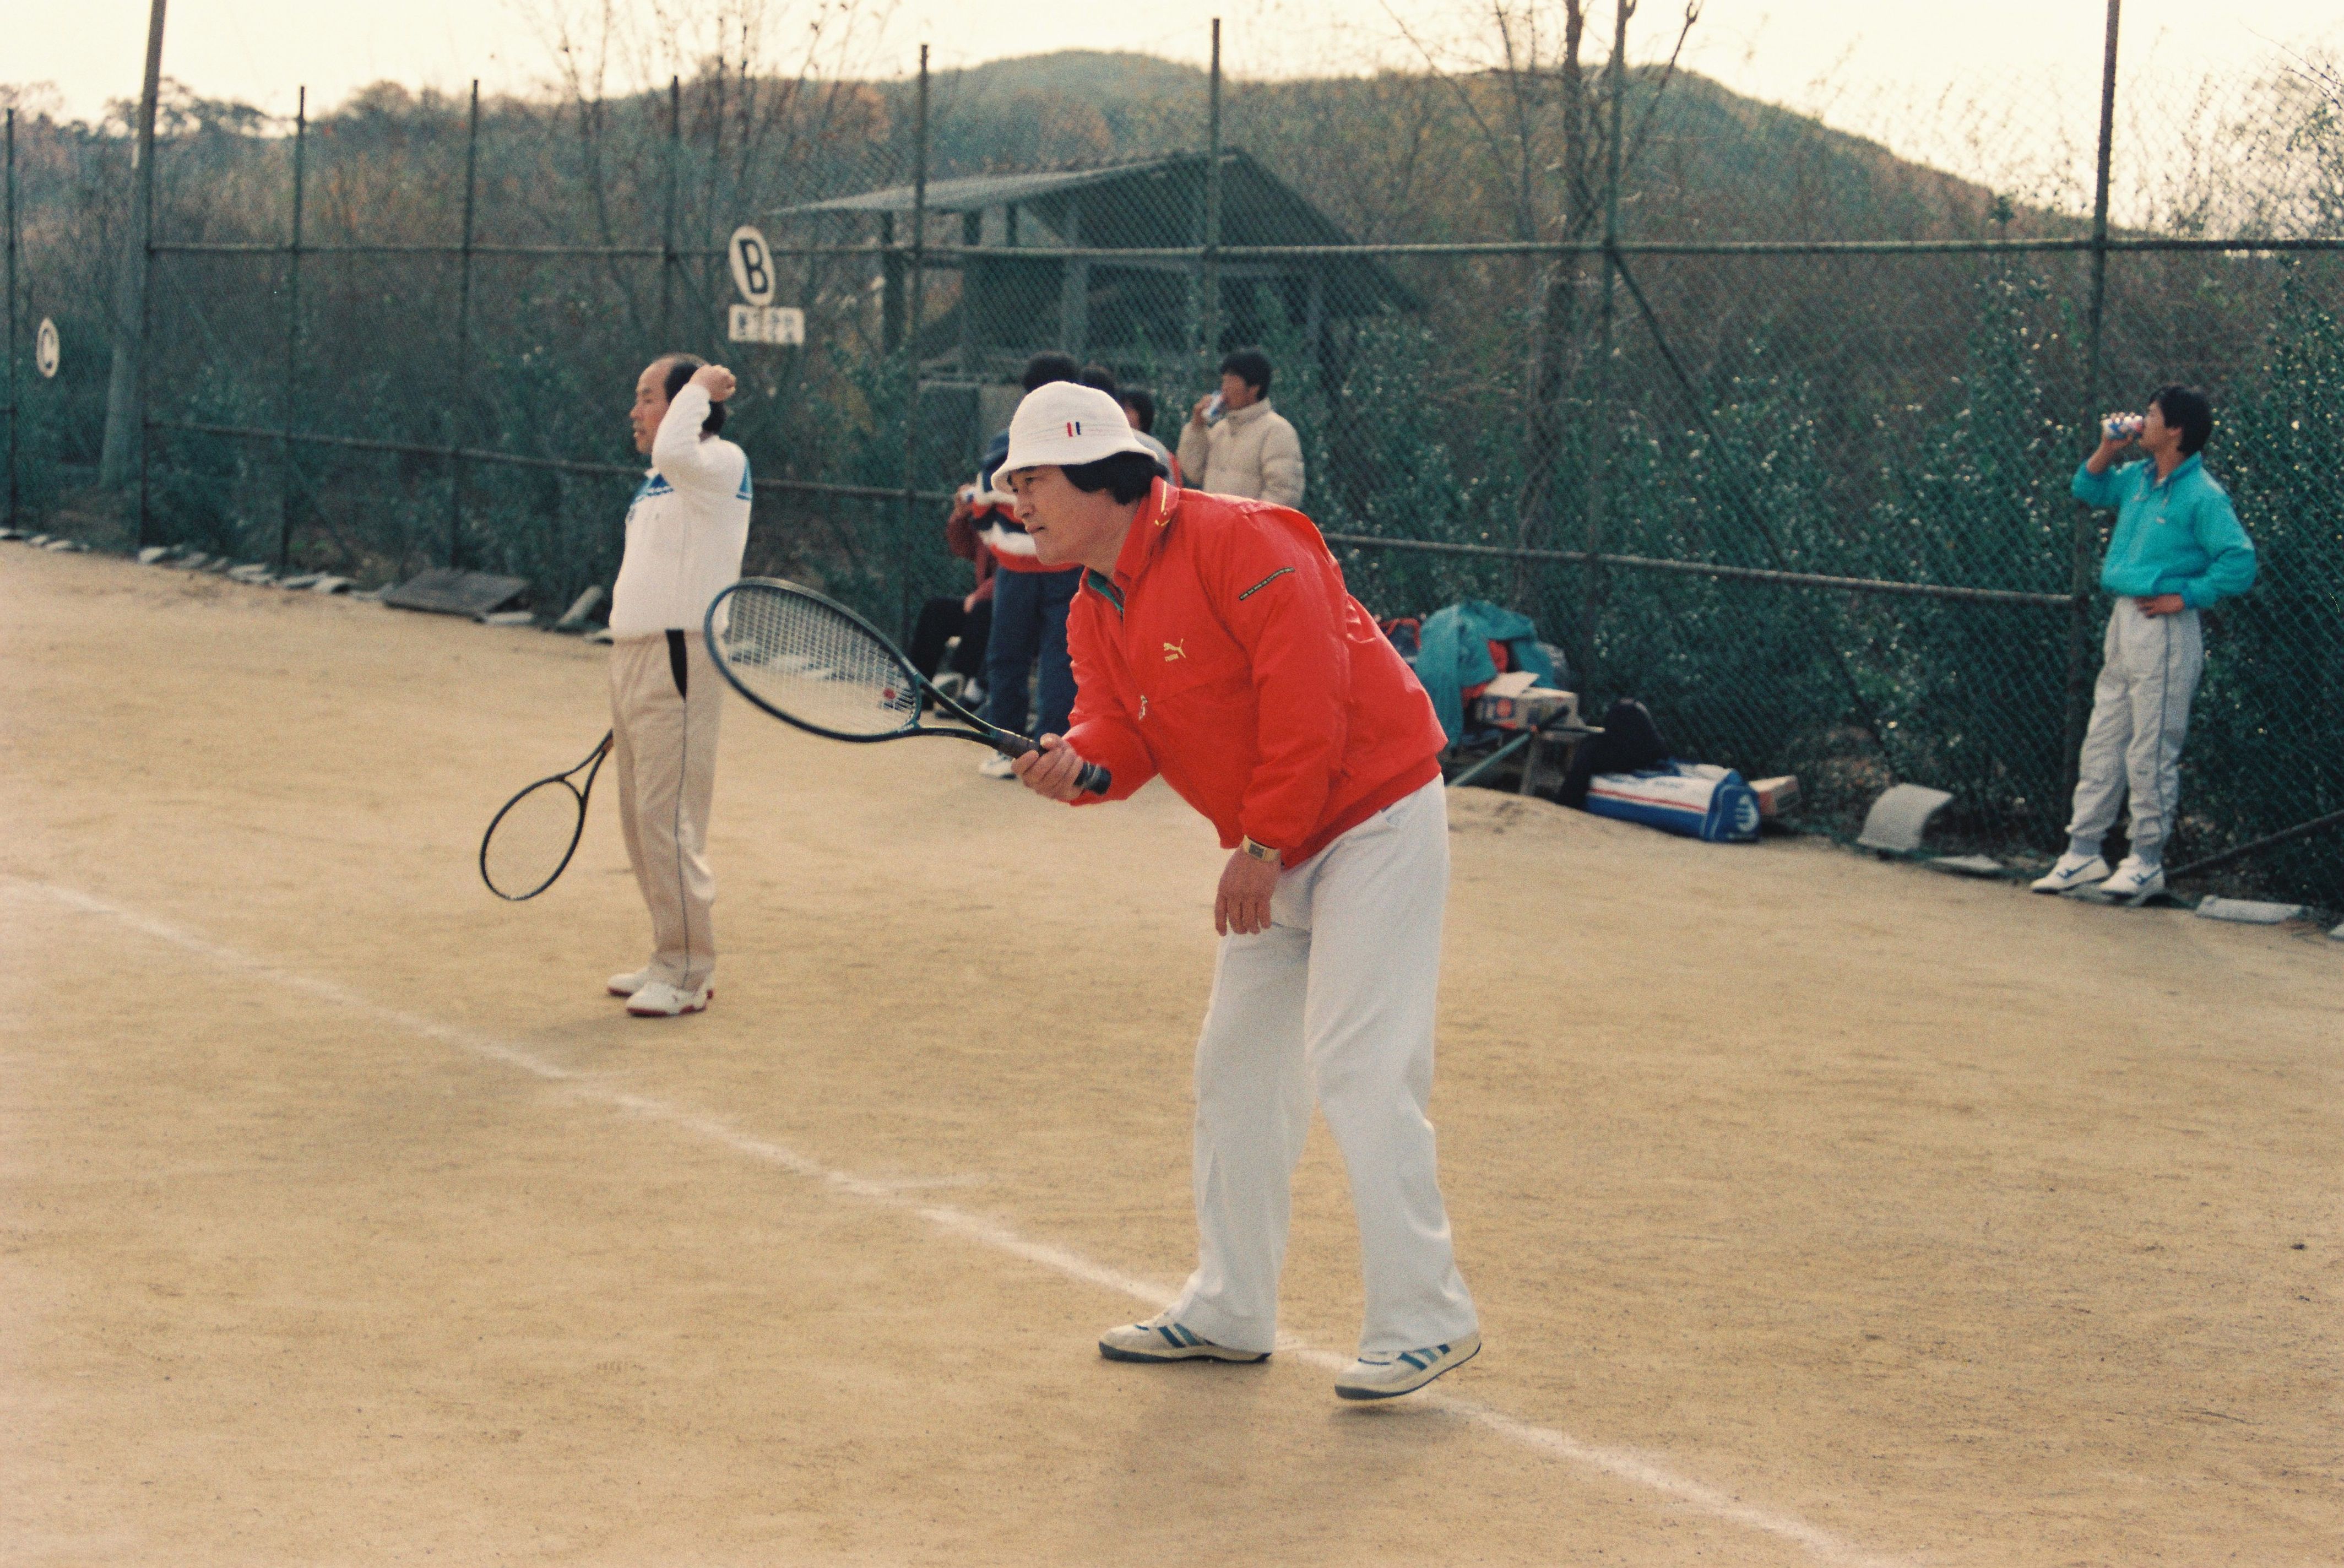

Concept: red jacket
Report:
left=1064, top=479, right=1446, bottom=866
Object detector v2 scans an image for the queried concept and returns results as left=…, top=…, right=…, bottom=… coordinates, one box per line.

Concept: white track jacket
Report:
left=610, top=384, right=752, bottom=635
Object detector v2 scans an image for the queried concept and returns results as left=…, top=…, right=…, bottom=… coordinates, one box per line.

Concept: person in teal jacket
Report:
left=2033, top=384, right=2256, bottom=902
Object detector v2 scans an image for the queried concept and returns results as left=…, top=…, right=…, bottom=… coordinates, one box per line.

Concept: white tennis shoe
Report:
left=1333, top=1332, right=1482, bottom=1401
left=2100, top=855, right=2165, bottom=900
left=626, top=980, right=712, bottom=1017
left=609, top=969, right=714, bottom=1001
left=2030, top=851, right=2110, bottom=894
left=976, top=753, right=1017, bottom=780
left=1098, top=1311, right=1268, bottom=1364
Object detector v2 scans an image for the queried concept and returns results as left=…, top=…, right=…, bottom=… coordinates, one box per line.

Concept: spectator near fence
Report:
left=2032, top=386, right=2257, bottom=902
left=1079, top=367, right=1181, bottom=487
left=1178, top=346, right=1304, bottom=507
left=972, top=353, right=1087, bottom=777
left=907, top=485, right=997, bottom=708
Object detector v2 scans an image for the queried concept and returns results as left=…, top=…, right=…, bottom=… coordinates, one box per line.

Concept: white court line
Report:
left=7, top=874, right=1908, bottom=1568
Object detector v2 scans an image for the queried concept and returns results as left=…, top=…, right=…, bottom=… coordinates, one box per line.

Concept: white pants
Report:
left=610, top=630, right=723, bottom=990
left=2066, top=598, right=2205, bottom=860
left=1168, top=779, right=1479, bottom=1357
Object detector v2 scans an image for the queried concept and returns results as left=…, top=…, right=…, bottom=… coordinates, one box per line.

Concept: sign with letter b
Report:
left=728, top=225, right=775, bottom=306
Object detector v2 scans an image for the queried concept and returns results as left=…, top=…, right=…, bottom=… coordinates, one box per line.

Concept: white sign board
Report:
left=728, top=225, right=776, bottom=306
left=35, top=318, right=60, bottom=378
left=728, top=304, right=804, bottom=346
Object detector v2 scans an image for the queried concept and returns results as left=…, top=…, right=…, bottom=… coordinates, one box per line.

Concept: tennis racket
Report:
left=704, top=577, right=1111, bottom=795
left=480, top=730, right=611, bottom=900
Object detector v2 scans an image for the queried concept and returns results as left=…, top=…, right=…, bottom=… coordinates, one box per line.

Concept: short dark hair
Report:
left=1120, top=388, right=1157, bottom=435
left=1022, top=352, right=1081, bottom=393
left=655, top=352, right=725, bottom=436
left=2148, top=384, right=2213, bottom=455
left=1061, top=449, right=1165, bottom=504
left=1079, top=362, right=1120, bottom=397
left=1219, top=346, right=1273, bottom=396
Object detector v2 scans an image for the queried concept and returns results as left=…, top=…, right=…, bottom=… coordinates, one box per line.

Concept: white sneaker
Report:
left=931, top=671, right=965, bottom=701
left=2101, top=855, right=2165, bottom=900
left=1098, top=1311, right=1268, bottom=1364
left=607, top=967, right=653, bottom=996
left=1333, top=1331, right=1482, bottom=1401
left=625, top=979, right=711, bottom=1017
left=976, top=753, right=1017, bottom=779
left=2030, top=851, right=2110, bottom=894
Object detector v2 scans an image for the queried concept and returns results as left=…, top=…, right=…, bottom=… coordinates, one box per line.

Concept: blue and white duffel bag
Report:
left=1583, top=763, right=1761, bottom=843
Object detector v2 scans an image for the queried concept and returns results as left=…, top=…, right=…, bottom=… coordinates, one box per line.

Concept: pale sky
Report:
left=7, top=0, right=2338, bottom=201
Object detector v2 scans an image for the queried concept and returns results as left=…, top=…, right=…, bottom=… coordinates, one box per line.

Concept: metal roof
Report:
left=784, top=156, right=1193, bottom=216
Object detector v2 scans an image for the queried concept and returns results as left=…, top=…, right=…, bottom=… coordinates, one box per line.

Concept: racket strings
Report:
left=482, top=780, right=586, bottom=900
left=715, top=587, right=919, bottom=736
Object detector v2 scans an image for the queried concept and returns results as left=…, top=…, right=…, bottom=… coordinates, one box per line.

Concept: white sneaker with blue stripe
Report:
left=2099, top=855, right=2165, bottom=900
left=1098, top=1310, right=1268, bottom=1364
left=2030, top=851, right=2111, bottom=894
left=1333, top=1331, right=1482, bottom=1401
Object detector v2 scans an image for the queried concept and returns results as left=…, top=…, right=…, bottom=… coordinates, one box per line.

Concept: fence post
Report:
left=1202, top=18, right=1222, bottom=368
left=897, top=45, right=928, bottom=639
left=136, top=48, right=160, bottom=550
left=5, top=109, right=17, bottom=534
left=1577, top=0, right=1630, bottom=695
left=661, top=75, right=680, bottom=344
left=275, top=86, right=307, bottom=572
left=2066, top=0, right=2123, bottom=821
left=448, top=80, right=480, bottom=570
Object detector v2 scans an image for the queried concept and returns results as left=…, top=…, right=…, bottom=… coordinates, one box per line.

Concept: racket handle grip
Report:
left=1073, top=761, right=1113, bottom=797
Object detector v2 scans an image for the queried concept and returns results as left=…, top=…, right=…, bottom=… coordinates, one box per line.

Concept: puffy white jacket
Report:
left=609, top=384, right=752, bottom=635
left=1176, top=398, right=1305, bottom=507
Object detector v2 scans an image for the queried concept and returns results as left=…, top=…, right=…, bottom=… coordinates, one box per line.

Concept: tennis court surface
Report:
left=4, top=547, right=2336, bottom=1567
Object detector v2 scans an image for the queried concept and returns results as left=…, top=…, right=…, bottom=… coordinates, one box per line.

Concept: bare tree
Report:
left=1379, top=1, right=1701, bottom=600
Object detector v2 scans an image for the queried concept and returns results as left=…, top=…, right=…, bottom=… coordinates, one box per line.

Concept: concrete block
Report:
left=1857, top=783, right=1954, bottom=853
left=381, top=567, right=530, bottom=616
left=1925, top=854, right=2005, bottom=877
left=554, top=583, right=607, bottom=630
left=2195, top=897, right=2308, bottom=925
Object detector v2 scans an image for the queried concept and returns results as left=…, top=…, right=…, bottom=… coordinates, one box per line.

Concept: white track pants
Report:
left=2065, top=599, right=2204, bottom=860
left=610, top=630, right=723, bottom=991
left=1168, top=778, right=1479, bottom=1357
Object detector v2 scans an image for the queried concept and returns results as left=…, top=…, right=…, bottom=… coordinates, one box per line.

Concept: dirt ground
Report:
left=2, top=545, right=2337, bottom=1568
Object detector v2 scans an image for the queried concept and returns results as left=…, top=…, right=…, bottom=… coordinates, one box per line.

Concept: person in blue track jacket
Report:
left=2032, top=385, right=2256, bottom=902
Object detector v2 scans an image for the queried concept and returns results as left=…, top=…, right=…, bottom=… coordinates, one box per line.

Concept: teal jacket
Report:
left=1415, top=600, right=1557, bottom=744
left=2071, top=454, right=2256, bottom=609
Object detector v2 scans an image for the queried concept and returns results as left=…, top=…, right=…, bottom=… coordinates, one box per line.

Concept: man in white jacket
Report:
left=606, top=354, right=751, bottom=1017
left=1176, top=346, right=1305, bottom=507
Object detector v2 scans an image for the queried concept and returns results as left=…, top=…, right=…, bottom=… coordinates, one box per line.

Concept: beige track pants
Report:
left=610, top=630, right=723, bottom=990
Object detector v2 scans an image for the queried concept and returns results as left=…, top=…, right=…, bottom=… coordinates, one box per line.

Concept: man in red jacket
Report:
left=1003, top=382, right=1480, bottom=1401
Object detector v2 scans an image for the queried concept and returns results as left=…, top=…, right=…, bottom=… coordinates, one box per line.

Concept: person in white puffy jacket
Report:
left=604, top=354, right=750, bottom=1018
left=1176, top=346, right=1305, bottom=507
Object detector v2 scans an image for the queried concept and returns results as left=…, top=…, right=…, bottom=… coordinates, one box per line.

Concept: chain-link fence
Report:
left=6, top=5, right=2341, bottom=908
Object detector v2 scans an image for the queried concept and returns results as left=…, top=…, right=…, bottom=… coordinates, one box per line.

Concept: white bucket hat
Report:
left=997, top=381, right=1152, bottom=478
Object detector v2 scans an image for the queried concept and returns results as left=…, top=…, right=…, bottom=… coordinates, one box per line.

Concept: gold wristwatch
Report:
left=1239, top=837, right=1282, bottom=865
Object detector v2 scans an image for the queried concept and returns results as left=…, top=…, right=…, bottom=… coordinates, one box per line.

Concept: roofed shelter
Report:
left=779, top=150, right=1420, bottom=386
